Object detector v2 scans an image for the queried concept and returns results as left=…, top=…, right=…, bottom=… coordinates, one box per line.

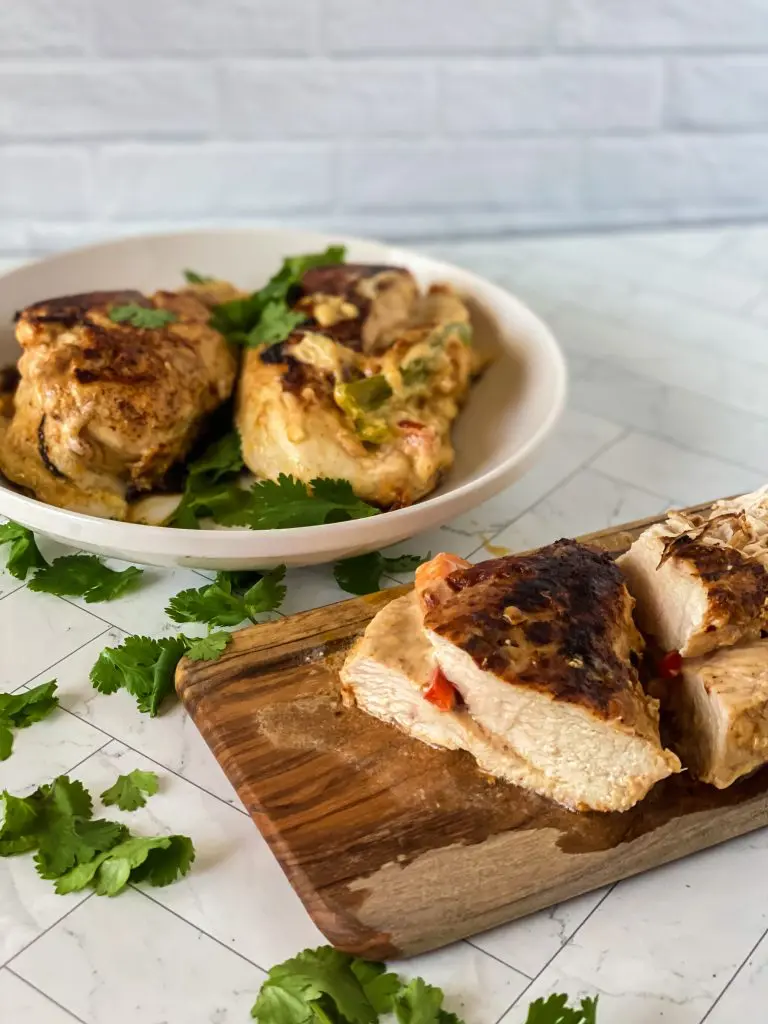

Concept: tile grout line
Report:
left=4, top=893, right=96, bottom=972
left=698, top=926, right=768, bottom=1024
left=53, top=704, right=250, bottom=817
left=569, top=380, right=768, bottom=477
left=132, top=885, right=269, bottom=975
left=15, top=624, right=113, bottom=690
left=498, top=885, right=618, bottom=1020
left=4, top=966, right=89, bottom=1024
left=464, top=939, right=533, bottom=981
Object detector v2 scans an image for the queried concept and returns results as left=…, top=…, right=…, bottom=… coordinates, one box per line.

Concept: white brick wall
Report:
left=3, top=0, right=768, bottom=257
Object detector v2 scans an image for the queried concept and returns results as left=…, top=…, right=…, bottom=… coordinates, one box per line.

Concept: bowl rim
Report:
left=0, top=225, right=567, bottom=555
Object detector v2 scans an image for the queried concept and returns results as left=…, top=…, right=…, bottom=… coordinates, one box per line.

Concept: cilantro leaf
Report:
left=0, top=681, right=59, bottom=760
left=243, top=566, right=287, bottom=618
left=524, top=993, right=598, bottom=1024
left=248, top=301, right=306, bottom=345
left=166, top=567, right=286, bottom=627
left=185, top=631, right=232, bottom=661
left=187, top=431, right=244, bottom=483
left=101, top=770, right=159, bottom=811
left=0, top=681, right=58, bottom=728
left=55, top=833, right=195, bottom=896
left=0, top=790, right=41, bottom=854
left=216, top=475, right=378, bottom=530
left=0, top=520, right=47, bottom=579
left=29, top=554, right=143, bottom=603
left=169, top=432, right=244, bottom=529
left=350, top=961, right=401, bottom=1015
left=394, top=978, right=447, bottom=1024
left=1, top=774, right=126, bottom=879
left=333, top=551, right=429, bottom=596
left=0, top=723, right=12, bottom=761
left=109, top=304, right=178, bottom=329
left=35, top=816, right=129, bottom=879
left=252, top=947, right=380, bottom=1024
left=90, top=635, right=186, bottom=716
left=183, top=269, right=214, bottom=285
left=211, top=245, right=345, bottom=345
left=130, top=833, right=195, bottom=887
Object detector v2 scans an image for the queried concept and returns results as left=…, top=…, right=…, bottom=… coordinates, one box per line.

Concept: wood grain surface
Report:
left=176, top=498, right=768, bottom=959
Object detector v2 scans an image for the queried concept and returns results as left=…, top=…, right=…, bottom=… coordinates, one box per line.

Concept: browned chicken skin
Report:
left=0, top=289, right=236, bottom=520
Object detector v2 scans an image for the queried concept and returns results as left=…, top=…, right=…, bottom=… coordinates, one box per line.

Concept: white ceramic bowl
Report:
left=0, top=228, right=566, bottom=569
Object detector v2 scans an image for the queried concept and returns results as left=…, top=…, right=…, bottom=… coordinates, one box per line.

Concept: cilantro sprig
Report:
left=251, top=947, right=599, bottom=1024
left=214, top=475, right=379, bottom=530
left=166, top=567, right=286, bottom=627
left=90, top=631, right=232, bottom=716
left=168, top=431, right=245, bottom=529
left=0, top=681, right=59, bottom=761
left=29, top=554, right=143, bottom=603
left=210, top=245, right=345, bottom=347
left=101, top=770, right=159, bottom=811
left=0, top=774, right=194, bottom=897
left=0, top=521, right=47, bottom=579
left=333, top=551, right=429, bottom=596
left=109, top=304, right=178, bottom=329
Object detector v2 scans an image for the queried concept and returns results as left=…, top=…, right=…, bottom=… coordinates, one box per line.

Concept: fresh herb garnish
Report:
left=0, top=775, right=126, bottom=875
left=210, top=245, right=345, bottom=347
left=0, top=772, right=195, bottom=898
left=185, top=631, right=233, bottom=661
left=55, top=833, right=195, bottom=896
left=0, top=521, right=47, bottom=579
left=249, top=301, right=307, bottom=344
left=333, top=552, right=429, bottom=596
left=28, top=554, right=143, bottom=603
left=183, top=269, right=214, bottom=285
left=90, top=635, right=187, bottom=716
left=89, top=628, right=233, bottom=715
left=100, top=770, right=159, bottom=811
left=168, top=431, right=244, bottom=529
left=0, top=681, right=59, bottom=761
left=109, top=304, right=178, bottom=329
left=251, top=946, right=401, bottom=1024
left=166, top=567, right=286, bottom=627
left=250, top=946, right=598, bottom=1024
left=523, top=993, right=598, bottom=1024
left=215, top=475, right=378, bottom=530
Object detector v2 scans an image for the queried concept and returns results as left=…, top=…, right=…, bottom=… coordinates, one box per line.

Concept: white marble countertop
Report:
left=3, top=224, right=768, bottom=1024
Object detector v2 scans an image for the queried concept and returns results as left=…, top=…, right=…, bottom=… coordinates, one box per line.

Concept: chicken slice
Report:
left=236, top=264, right=478, bottom=508
left=341, top=591, right=566, bottom=804
left=419, top=542, right=680, bottom=812
left=665, top=640, right=768, bottom=788
left=618, top=489, right=768, bottom=657
left=0, top=289, right=236, bottom=520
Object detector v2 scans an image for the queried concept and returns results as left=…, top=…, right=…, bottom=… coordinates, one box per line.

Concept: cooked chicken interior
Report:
left=341, top=591, right=572, bottom=802
left=664, top=641, right=768, bottom=788
left=236, top=263, right=482, bottom=508
left=618, top=488, right=768, bottom=657
left=343, top=543, right=679, bottom=812
left=417, top=542, right=680, bottom=812
left=0, top=289, right=236, bottom=520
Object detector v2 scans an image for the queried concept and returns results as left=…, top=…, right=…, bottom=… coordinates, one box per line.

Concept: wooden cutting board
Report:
left=176, top=499, right=768, bottom=960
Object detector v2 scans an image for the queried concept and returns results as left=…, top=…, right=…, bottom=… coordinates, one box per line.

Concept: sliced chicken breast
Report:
left=418, top=542, right=680, bottom=812
left=340, top=591, right=570, bottom=806
left=618, top=490, right=768, bottom=657
left=665, top=640, right=768, bottom=788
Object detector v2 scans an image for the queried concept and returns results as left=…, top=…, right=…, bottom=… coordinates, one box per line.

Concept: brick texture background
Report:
left=3, top=0, right=768, bottom=257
